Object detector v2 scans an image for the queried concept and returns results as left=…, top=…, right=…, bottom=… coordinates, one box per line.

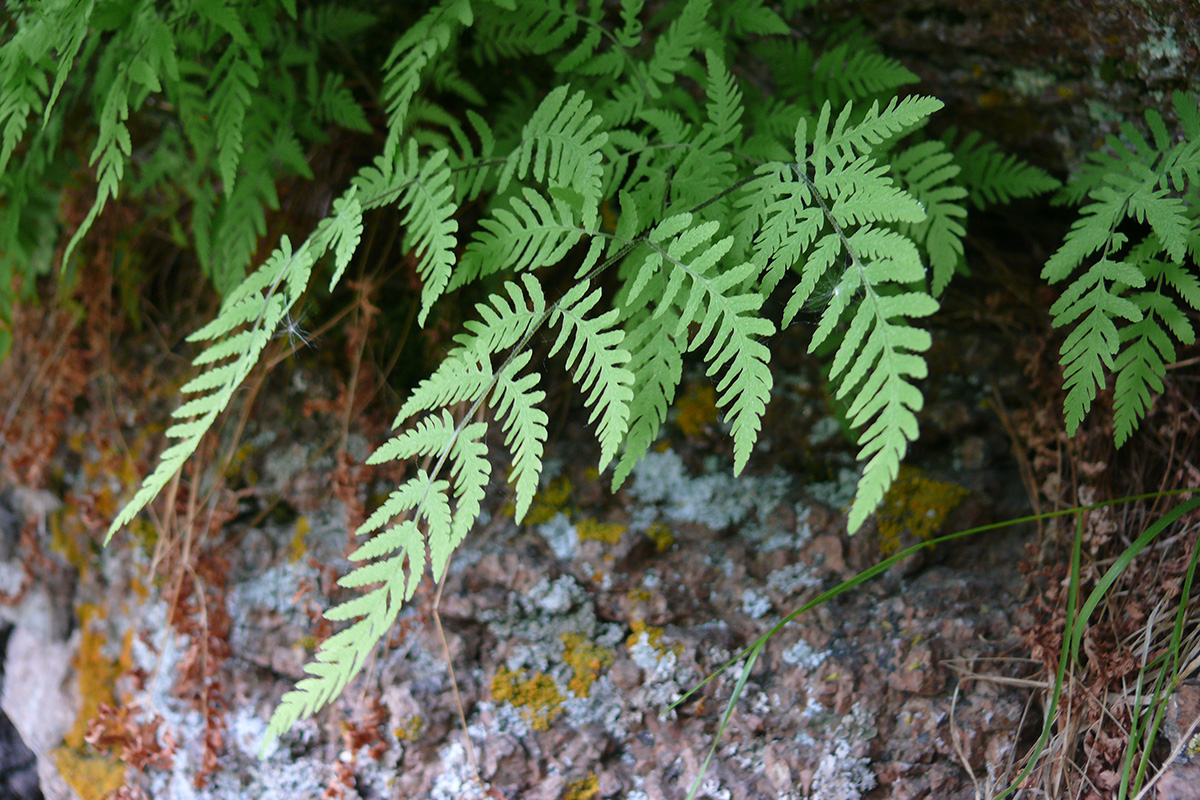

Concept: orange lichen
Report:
left=561, top=633, right=613, bottom=697
left=563, top=773, right=600, bottom=800
left=875, top=465, right=969, bottom=554
left=575, top=517, right=625, bottom=544
left=675, top=383, right=718, bottom=437
left=489, top=667, right=565, bottom=731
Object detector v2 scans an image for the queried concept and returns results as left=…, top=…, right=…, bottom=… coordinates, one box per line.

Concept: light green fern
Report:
left=1043, top=90, right=1200, bottom=441
left=0, top=0, right=1057, bottom=758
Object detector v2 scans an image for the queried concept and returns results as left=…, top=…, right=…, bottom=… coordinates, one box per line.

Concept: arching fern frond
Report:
left=266, top=408, right=489, bottom=742
left=490, top=350, right=549, bottom=522
left=610, top=306, right=684, bottom=488
left=548, top=279, right=635, bottom=470
left=1113, top=251, right=1200, bottom=446
left=396, top=143, right=458, bottom=326
left=622, top=213, right=774, bottom=475
left=890, top=139, right=967, bottom=296
left=454, top=187, right=587, bottom=288
left=381, top=0, right=473, bottom=135
left=738, top=98, right=940, bottom=531
left=945, top=127, right=1059, bottom=209
left=812, top=38, right=918, bottom=108
left=498, top=85, right=608, bottom=230
left=212, top=47, right=260, bottom=195
left=1043, top=96, right=1200, bottom=437
left=105, top=235, right=317, bottom=542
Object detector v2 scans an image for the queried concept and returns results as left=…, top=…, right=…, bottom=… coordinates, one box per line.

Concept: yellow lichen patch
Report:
left=66, top=605, right=134, bottom=749
left=675, top=383, right=718, bottom=438
left=575, top=517, right=625, bottom=545
left=288, top=516, right=311, bottom=563
left=644, top=522, right=674, bottom=553
left=516, top=475, right=574, bottom=525
left=875, top=465, right=970, bottom=554
left=393, top=715, right=424, bottom=741
left=561, top=633, right=613, bottom=697
left=563, top=772, right=600, bottom=800
left=52, top=747, right=126, bottom=800
left=489, top=667, right=565, bottom=731
left=625, top=618, right=682, bottom=658
left=222, top=442, right=259, bottom=482
left=626, top=589, right=651, bottom=605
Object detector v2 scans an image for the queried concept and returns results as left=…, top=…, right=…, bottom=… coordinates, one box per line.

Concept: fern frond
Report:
left=211, top=49, right=260, bottom=194
left=890, top=139, right=968, bottom=295
left=635, top=213, right=774, bottom=474
left=1043, top=100, right=1200, bottom=436
left=267, top=407, right=489, bottom=747
left=393, top=274, right=548, bottom=427
left=1112, top=255, right=1200, bottom=446
left=945, top=128, right=1058, bottom=209
left=816, top=95, right=943, bottom=169
left=712, top=0, right=788, bottom=36
left=643, top=0, right=711, bottom=97
left=106, top=237, right=318, bottom=542
left=740, top=98, right=941, bottom=531
left=316, top=73, right=371, bottom=133
left=455, top=187, right=587, bottom=288
left=813, top=40, right=918, bottom=107
left=610, top=307, right=683, bottom=489
left=498, top=85, right=607, bottom=230
left=396, top=143, right=458, bottom=325
left=548, top=280, right=635, bottom=470
left=699, top=49, right=742, bottom=152
left=1049, top=257, right=1145, bottom=435
left=321, top=188, right=363, bottom=289
left=490, top=351, right=549, bottom=522
left=381, top=0, right=473, bottom=134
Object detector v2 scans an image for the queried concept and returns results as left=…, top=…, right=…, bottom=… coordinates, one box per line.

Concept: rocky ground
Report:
left=0, top=312, right=1062, bottom=800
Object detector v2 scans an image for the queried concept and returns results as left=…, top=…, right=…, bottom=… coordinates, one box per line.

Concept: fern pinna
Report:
left=1043, top=90, right=1200, bottom=446
left=14, top=0, right=1056, bottom=745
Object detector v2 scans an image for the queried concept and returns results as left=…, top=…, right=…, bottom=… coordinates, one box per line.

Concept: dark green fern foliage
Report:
left=4, top=0, right=1058, bottom=749
left=1043, top=91, right=1200, bottom=446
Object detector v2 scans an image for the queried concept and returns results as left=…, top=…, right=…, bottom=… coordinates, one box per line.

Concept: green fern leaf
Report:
left=393, top=142, right=458, bottom=326
left=490, top=351, right=549, bottom=522
left=890, top=140, right=968, bottom=295
left=1112, top=256, right=1199, bottom=446
left=1050, top=257, right=1146, bottom=435
left=267, top=409, right=490, bottom=748
left=106, top=237, right=317, bottom=543
left=381, top=0, right=472, bottom=133
left=321, top=187, right=364, bottom=290
left=548, top=280, right=635, bottom=470
left=814, top=41, right=918, bottom=106
left=456, top=187, right=586, bottom=287
left=212, top=51, right=259, bottom=195
left=945, top=127, right=1059, bottom=209
left=641, top=0, right=711, bottom=100
left=394, top=274, right=547, bottom=427
left=638, top=213, right=775, bottom=473
left=610, top=307, right=683, bottom=489
left=316, top=73, right=371, bottom=133
left=740, top=98, right=941, bottom=531
left=498, top=85, right=607, bottom=230
left=817, top=95, right=943, bottom=168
